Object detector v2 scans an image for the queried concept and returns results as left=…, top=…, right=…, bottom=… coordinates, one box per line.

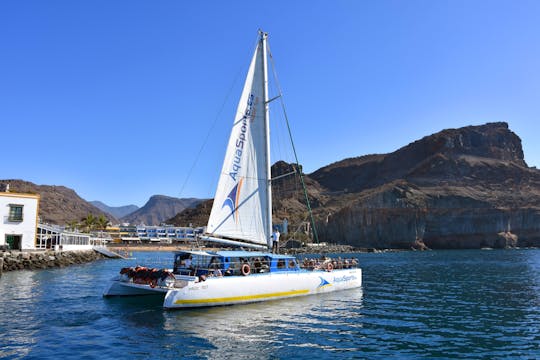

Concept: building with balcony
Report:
left=0, top=190, right=40, bottom=250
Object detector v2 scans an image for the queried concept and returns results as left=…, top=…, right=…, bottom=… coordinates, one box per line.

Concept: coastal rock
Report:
left=312, top=123, right=540, bottom=249
left=1, top=250, right=106, bottom=272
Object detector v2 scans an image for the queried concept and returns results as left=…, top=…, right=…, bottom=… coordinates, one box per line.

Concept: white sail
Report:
left=206, top=34, right=271, bottom=247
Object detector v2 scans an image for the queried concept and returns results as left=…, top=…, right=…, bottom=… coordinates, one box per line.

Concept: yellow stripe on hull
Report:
left=174, top=289, right=310, bottom=305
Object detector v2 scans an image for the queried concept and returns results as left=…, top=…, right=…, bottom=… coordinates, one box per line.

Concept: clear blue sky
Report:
left=2, top=1, right=539, bottom=207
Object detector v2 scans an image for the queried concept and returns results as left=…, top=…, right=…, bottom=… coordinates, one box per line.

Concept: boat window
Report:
left=208, top=256, right=222, bottom=269
left=174, top=253, right=213, bottom=269
left=191, top=255, right=212, bottom=268
left=288, top=259, right=296, bottom=269
left=277, top=259, right=285, bottom=269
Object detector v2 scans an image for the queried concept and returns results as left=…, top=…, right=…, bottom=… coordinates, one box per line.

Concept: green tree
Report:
left=66, top=220, right=79, bottom=232
left=82, top=214, right=97, bottom=233
left=97, top=214, right=109, bottom=231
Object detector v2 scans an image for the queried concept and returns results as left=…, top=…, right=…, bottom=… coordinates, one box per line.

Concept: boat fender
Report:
left=326, top=263, right=333, bottom=272
left=241, top=263, right=251, bottom=276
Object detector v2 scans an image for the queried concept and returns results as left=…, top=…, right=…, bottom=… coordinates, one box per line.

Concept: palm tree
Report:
left=97, top=214, right=109, bottom=231
left=82, top=214, right=97, bottom=233
left=66, top=220, right=79, bottom=232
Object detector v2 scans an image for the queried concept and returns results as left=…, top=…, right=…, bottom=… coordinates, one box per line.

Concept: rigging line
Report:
left=177, top=67, right=245, bottom=199
left=267, top=42, right=320, bottom=244
left=179, top=34, right=261, bottom=199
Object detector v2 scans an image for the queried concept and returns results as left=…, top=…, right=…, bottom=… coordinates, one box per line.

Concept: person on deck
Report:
left=184, top=256, right=192, bottom=268
left=272, top=229, right=280, bottom=254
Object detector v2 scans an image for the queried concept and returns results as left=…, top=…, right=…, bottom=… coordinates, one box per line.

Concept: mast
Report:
left=204, top=30, right=273, bottom=249
left=261, top=30, right=273, bottom=249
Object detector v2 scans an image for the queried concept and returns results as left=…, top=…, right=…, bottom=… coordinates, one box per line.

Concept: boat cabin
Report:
left=173, top=250, right=300, bottom=277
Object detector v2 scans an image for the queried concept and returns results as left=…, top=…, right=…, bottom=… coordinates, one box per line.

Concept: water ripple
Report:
left=1, top=250, right=540, bottom=359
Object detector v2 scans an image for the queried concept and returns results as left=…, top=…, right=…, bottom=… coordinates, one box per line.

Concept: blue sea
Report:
left=1, top=249, right=539, bottom=359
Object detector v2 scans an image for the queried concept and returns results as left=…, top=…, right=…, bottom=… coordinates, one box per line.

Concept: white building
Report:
left=36, top=224, right=102, bottom=251
left=0, top=191, right=40, bottom=250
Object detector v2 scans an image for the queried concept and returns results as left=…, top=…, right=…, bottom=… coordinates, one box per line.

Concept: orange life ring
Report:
left=241, top=263, right=251, bottom=276
left=326, top=263, right=333, bottom=272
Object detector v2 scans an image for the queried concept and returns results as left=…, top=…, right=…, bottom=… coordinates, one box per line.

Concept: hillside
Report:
left=167, top=161, right=326, bottom=229
left=171, top=122, right=540, bottom=249
left=168, top=199, right=214, bottom=227
left=314, top=122, right=540, bottom=249
left=90, top=201, right=139, bottom=219
left=121, top=195, right=204, bottom=225
left=0, top=180, right=115, bottom=225
left=7, top=122, right=539, bottom=249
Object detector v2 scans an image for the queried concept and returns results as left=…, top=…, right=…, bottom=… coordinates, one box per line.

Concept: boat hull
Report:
left=103, top=279, right=169, bottom=297
left=163, top=268, right=362, bottom=309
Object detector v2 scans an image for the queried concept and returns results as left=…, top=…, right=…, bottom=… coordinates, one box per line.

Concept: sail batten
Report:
left=206, top=33, right=271, bottom=247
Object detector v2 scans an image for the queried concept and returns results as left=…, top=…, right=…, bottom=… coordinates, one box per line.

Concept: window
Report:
left=8, top=204, right=23, bottom=222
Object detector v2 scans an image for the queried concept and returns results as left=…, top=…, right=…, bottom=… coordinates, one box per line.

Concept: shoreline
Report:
left=2, top=245, right=537, bottom=274
left=106, top=244, right=539, bottom=254
left=0, top=249, right=106, bottom=274
left=105, top=244, right=392, bottom=254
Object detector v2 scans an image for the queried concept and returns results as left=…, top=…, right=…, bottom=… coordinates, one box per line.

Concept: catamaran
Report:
left=103, top=31, right=362, bottom=309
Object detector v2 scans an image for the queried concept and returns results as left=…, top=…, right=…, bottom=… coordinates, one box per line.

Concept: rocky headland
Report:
left=171, top=122, right=540, bottom=250
left=313, top=122, right=540, bottom=249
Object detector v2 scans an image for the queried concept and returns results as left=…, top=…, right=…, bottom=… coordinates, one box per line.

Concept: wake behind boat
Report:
left=103, top=30, right=362, bottom=309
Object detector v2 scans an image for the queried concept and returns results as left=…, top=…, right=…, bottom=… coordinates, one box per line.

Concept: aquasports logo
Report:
left=228, top=93, right=257, bottom=183
left=222, top=93, right=258, bottom=221
left=333, top=275, right=357, bottom=283
left=222, top=177, right=244, bottom=221
left=317, top=276, right=332, bottom=289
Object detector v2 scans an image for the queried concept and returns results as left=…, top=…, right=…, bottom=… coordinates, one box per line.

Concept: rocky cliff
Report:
left=314, top=122, right=540, bottom=249
left=171, top=122, right=540, bottom=249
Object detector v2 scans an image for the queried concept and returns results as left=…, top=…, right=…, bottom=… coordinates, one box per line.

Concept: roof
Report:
left=215, top=250, right=295, bottom=259
left=173, top=249, right=296, bottom=259
left=173, top=250, right=218, bottom=257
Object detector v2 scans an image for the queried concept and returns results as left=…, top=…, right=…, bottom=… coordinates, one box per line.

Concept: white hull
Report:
left=163, top=268, right=362, bottom=309
left=104, top=269, right=361, bottom=308
left=103, top=277, right=170, bottom=297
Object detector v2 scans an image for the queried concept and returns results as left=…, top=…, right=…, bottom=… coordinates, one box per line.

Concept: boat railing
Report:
left=174, top=259, right=272, bottom=278
left=174, top=256, right=360, bottom=278
left=299, top=257, right=359, bottom=271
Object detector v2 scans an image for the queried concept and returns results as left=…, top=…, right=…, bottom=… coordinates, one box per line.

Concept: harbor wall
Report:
left=0, top=250, right=106, bottom=273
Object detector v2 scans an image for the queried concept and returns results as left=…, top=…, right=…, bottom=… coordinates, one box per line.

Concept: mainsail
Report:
left=206, top=32, right=272, bottom=247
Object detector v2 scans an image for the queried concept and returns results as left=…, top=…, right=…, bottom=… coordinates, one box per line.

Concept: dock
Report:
left=93, top=246, right=127, bottom=259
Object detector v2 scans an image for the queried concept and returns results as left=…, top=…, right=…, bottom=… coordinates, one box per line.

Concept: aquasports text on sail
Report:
left=229, top=93, right=257, bottom=182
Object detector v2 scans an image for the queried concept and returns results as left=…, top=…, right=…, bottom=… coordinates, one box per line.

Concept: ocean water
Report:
left=1, top=249, right=539, bottom=359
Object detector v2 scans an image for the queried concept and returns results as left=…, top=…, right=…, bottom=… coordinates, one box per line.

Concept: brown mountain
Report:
left=90, top=201, right=139, bottom=219
left=167, top=161, right=326, bottom=229
left=169, top=122, right=540, bottom=249
left=121, top=195, right=203, bottom=225
left=313, top=122, right=540, bottom=249
left=168, top=199, right=214, bottom=227
left=1, top=179, right=115, bottom=225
